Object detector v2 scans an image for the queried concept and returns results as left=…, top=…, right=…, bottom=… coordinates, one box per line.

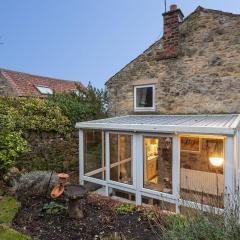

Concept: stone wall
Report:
left=106, top=8, right=240, bottom=116
left=16, top=131, right=79, bottom=174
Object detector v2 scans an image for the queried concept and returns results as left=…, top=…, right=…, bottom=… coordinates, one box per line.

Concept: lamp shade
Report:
left=209, top=157, right=224, bottom=167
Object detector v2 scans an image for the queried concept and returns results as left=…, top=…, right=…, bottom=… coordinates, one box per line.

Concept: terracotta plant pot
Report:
left=57, top=173, right=70, bottom=185
left=51, top=185, right=64, bottom=199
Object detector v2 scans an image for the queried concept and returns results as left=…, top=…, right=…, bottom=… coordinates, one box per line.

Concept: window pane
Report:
left=136, top=87, right=153, bottom=108
left=180, top=137, right=224, bottom=208
left=143, top=137, right=172, bottom=194
left=84, top=130, right=105, bottom=180
left=110, top=134, right=133, bottom=185
left=110, top=134, right=118, bottom=181
left=35, top=85, right=53, bottom=95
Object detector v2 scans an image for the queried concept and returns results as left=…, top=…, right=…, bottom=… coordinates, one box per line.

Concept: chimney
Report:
left=160, top=4, right=184, bottom=59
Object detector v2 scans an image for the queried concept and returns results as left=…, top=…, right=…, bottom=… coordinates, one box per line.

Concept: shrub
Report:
left=0, top=83, right=108, bottom=173
left=0, top=97, right=70, bottom=133
left=48, top=83, right=108, bottom=126
left=163, top=214, right=188, bottom=232
left=151, top=201, right=240, bottom=240
left=162, top=213, right=226, bottom=240
left=0, top=105, right=28, bottom=173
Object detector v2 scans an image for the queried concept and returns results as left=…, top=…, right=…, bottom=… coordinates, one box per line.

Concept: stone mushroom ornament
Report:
left=64, top=185, right=88, bottom=219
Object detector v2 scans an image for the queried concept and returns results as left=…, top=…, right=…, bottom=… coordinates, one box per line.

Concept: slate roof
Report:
left=0, top=68, right=84, bottom=97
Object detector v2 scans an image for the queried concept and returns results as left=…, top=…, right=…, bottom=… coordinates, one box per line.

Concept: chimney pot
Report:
left=170, top=4, right=177, bottom=11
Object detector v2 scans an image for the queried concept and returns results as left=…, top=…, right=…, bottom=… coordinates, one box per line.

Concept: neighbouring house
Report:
left=76, top=5, right=240, bottom=214
left=0, top=68, right=84, bottom=97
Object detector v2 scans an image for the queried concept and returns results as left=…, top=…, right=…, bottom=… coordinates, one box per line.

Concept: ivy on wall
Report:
left=0, top=83, right=108, bottom=174
left=0, top=104, right=28, bottom=172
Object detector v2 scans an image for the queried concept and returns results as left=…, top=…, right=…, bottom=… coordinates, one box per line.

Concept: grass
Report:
left=0, top=196, right=21, bottom=224
left=0, top=225, right=30, bottom=240
left=0, top=196, right=30, bottom=240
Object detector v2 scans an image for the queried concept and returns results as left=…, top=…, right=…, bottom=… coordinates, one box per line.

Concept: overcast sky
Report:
left=0, top=0, right=239, bottom=88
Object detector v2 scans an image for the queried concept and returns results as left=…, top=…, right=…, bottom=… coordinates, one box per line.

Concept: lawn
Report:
left=0, top=196, right=30, bottom=240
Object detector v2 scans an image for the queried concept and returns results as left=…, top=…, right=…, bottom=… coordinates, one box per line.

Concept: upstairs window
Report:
left=134, top=85, right=155, bottom=111
left=35, top=85, right=53, bottom=95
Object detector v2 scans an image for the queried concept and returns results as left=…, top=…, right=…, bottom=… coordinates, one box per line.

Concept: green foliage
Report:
left=0, top=96, right=70, bottom=173
left=42, top=201, right=67, bottom=215
left=163, top=214, right=188, bottom=233
left=48, top=83, right=108, bottom=126
left=0, top=84, right=107, bottom=173
left=162, top=212, right=240, bottom=240
left=0, top=105, right=28, bottom=173
left=0, top=97, right=70, bottom=133
left=115, top=203, right=135, bottom=215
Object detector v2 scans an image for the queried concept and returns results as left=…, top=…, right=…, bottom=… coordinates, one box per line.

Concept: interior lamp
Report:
left=209, top=157, right=224, bottom=167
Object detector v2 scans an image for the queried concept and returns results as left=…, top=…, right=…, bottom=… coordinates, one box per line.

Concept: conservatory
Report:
left=76, top=114, right=240, bottom=214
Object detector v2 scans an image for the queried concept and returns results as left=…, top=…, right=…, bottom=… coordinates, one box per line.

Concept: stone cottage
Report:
left=106, top=5, right=240, bottom=116
left=76, top=5, right=240, bottom=214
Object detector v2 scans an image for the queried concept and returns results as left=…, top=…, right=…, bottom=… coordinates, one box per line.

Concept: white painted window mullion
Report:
left=79, top=130, right=84, bottom=185
left=135, top=134, right=143, bottom=205
left=224, top=136, right=235, bottom=209
left=172, top=135, right=180, bottom=214
left=105, top=132, right=110, bottom=196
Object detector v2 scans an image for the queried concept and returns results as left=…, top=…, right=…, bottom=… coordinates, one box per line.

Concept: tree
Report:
left=48, top=83, right=109, bottom=127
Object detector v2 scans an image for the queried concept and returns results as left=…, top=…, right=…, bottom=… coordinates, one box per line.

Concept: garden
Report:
left=1, top=84, right=240, bottom=240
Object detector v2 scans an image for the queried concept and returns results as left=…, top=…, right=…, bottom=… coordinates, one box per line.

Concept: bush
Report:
left=0, top=97, right=70, bottom=133
left=162, top=213, right=226, bottom=240
left=0, top=105, right=28, bottom=173
left=0, top=83, right=108, bottom=173
left=152, top=205, right=240, bottom=240
left=48, top=83, right=108, bottom=126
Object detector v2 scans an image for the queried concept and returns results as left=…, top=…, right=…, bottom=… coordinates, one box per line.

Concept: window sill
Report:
left=134, top=108, right=156, bottom=112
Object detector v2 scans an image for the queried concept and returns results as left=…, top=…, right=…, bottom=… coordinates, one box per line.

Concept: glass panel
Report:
left=136, top=87, right=153, bottom=108
left=143, top=137, right=172, bottom=194
left=110, top=134, right=118, bottom=182
left=84, top=129, right=105, bottom=180
left=110, top=133, right=133, bottom=185
left=35, top=85, right=53, bottom=95
left=180, top=136, right=224, bottom=208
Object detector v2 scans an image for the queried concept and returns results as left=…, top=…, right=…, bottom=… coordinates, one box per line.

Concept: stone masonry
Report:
left=106, top=6, right=240, bottom=116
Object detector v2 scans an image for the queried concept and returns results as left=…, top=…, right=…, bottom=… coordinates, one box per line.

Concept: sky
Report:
left=0, top=1, right=240, bottom=89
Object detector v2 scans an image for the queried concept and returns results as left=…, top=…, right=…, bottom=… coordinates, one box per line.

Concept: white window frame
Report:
left=134, top=84, right=156, bottom=112
left=79, top=129, right=229, bottom=214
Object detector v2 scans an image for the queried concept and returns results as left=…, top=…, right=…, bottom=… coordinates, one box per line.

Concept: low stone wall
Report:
left=16, top=131, right=79, bottom=174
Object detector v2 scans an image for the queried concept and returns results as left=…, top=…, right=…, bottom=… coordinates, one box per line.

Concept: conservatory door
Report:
left=143, top=136, right=173, bottom=194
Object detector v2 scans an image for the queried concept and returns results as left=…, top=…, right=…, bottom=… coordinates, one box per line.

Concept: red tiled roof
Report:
left=0, top=68, right=85, bottom=97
